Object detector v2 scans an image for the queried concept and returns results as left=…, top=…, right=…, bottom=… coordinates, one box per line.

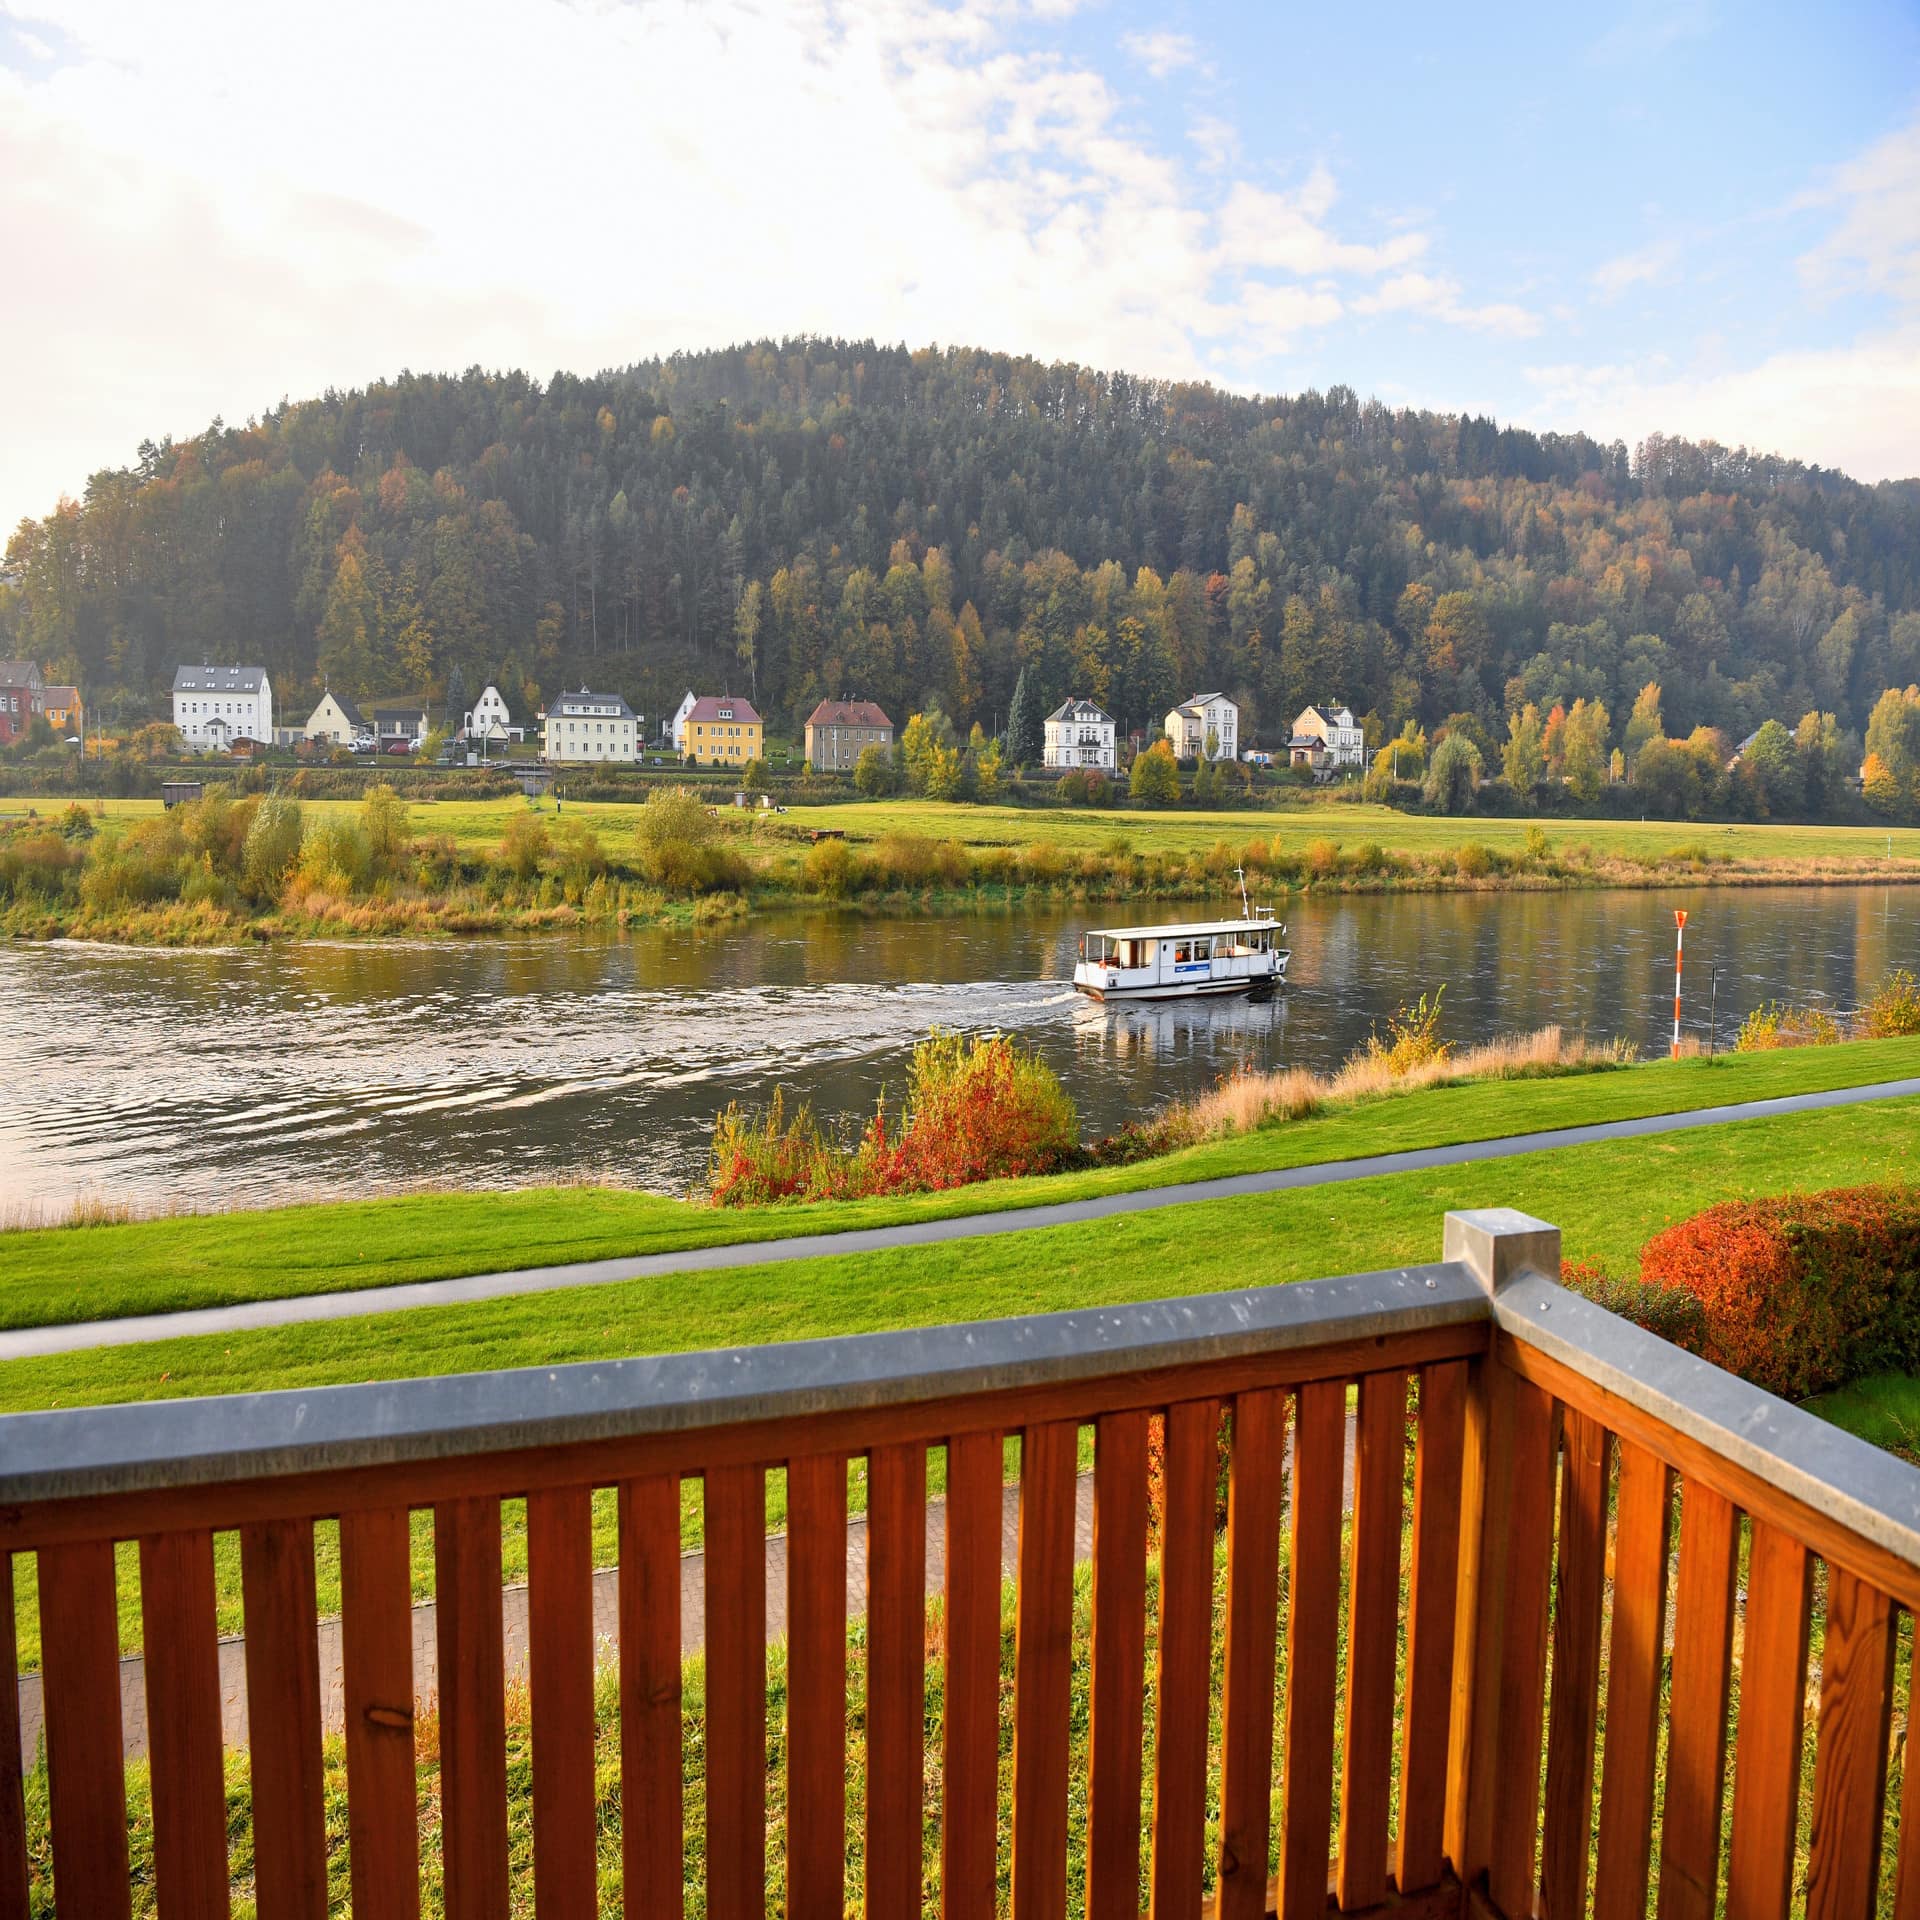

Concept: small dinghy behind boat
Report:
left=1072, top=870, right=1289, bottom=1002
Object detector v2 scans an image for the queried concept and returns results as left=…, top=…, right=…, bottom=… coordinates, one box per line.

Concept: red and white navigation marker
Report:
left=1671, top=909, right=1688, bottom=1058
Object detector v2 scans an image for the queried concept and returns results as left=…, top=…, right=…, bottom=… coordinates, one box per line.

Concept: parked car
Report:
left=381, top=739, right=413, bottom=756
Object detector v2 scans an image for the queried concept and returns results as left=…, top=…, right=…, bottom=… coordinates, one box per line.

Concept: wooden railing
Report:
left=0, top=1207, right=1915, bottom=1917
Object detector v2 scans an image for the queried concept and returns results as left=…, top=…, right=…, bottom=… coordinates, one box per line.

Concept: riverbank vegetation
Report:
left=4, top=784, right=1918, bottom=945
left=1733, top=967, right=1920, bottom=1049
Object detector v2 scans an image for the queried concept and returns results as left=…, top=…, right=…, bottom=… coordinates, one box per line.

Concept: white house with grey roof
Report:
left=172, top=664, right=273, bottom=752
left=1043, top=698, right=1116, bottom=770
left=1165, top=691, right=1238, bottom=762
left=542, top=688, right=638, bottom=762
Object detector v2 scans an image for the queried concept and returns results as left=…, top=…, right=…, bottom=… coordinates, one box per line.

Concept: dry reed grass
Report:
left=1162, top=1024, right=1636, bottom=1144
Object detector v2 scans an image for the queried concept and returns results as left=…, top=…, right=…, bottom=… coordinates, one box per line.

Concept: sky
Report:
left=3, top=0, right=1919, bottom=537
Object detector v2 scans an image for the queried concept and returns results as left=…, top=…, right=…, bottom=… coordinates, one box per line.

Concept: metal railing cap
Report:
left=0, top=1261, right=1489, bottom=1505
left=1496, top=1272, right=1920, bottom=1572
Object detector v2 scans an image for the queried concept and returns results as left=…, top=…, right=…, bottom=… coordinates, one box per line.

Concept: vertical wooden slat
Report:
left=1337, top=1373, right=1406, bottom=1912
left=1443, top=1352, right=1493, bottom=1879
left=528, top=1487, right=597, bottom=1917
left=1805, top=1567, right=1898, bottom=1920
left=434, top=1498, right=509, bottom=1920
left=1657, top=1484, right=1740, bottom=1920
left=942, top=1432, right=1002, bottom=1920
left=37, top=1539, right=131, bottom=1920
left=620, top=1474, right=684, bottom=1920
left=1593, top=1440, right=1676, bottom=1920
left=1397, top=1360, right=1466, bottom=1897
left=1012, top=1422, right=1077, bottom=1920
left=1725, top=1522, right=1812, bottom=1920
left=139, top=1528, right=230, bottom=1920
left=787, top=1454, right=848, bottom=1920
left=1539, top=1409, right=1609, bottom=1920
left=0, top=1553, right=25, bottom=1920
left=705, top=1465, right=766, bottom=1920
left=1087, top=1411, right=1150, bottom=1920
left=241, top=1518, right=327, bottom=1920
left=1149, top=1400, right=1219, bottom=1920
left=1278, top=1381, right=1345, bottom=1920
left=340, top=1507, right=421, bottom=1920
left=1897, top=1652, right=1920, bottom=1920
left=867, top=1444, right=928, bottom=1920
left=1461, top=1367, right=1558, bottom=1920
left=1217, top=1389, right=1285, bottom=1920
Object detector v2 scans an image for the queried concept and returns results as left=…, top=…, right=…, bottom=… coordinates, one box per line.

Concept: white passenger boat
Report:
left=1073, top=875, right=1289, bottom=1002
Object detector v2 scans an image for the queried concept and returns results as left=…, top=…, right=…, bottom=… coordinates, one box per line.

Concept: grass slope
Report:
left=4, top=1038, right=1917, bottom=1331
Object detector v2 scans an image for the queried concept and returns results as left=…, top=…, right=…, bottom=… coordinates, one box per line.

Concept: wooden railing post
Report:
left=1441, top=1208, right=1561, bottom=1915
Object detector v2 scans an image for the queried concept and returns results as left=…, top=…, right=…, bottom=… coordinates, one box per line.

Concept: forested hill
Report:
left=5, top=338, right=1920, bottom=749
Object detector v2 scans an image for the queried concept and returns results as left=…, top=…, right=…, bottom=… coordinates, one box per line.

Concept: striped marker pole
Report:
left=1671, top=909, right=1688, bottom=1057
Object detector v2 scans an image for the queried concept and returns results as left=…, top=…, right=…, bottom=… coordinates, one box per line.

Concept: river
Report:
left=1, top=883, right=1913, bottom=1216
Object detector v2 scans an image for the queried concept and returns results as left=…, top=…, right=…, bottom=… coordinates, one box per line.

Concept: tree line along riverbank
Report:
left=2, top=786, right=1918, bottom=945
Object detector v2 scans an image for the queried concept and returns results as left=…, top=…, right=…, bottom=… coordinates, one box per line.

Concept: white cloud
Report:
left=1795, top=115, right=1920, bottom=308
left=1591, top=234, right=1684, bottom=299
left=1586, top=0, right=1714, bottom=66
left=1188, top=112, right=1238, bottom=171
left=1216, top=169, right=1429, bottom=277
left=1353, top=271, right=1540, bottom=337
left=1522, top=330, right=1920, bottom=481
left=0, top=0, right=1539, bottom=531
left=1120, top=28, right=1198, bottom=78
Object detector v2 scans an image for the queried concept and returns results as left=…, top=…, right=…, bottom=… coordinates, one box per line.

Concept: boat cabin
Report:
left=1074, top=913, right=1288, bottom=1000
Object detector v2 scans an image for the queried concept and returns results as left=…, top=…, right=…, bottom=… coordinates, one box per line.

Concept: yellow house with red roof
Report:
left=684, top=695, right=762, bottom=766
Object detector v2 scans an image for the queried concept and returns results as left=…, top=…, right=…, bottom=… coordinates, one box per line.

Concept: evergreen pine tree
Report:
left=1005, top=665, right=1040, bottom=768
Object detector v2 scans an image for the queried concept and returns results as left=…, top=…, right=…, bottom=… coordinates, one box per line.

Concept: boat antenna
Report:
left=1235, top=864, right=1251, bottom=918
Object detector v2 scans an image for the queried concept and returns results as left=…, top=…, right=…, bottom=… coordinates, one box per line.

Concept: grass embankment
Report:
left=6, top=1081, right=1916, bottom=1667
left=5, top=1038, right=1918, bottom=1332
left=5, top=791, right=1917, bottom=945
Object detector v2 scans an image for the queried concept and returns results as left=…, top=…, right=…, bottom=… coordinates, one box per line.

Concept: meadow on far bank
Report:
left=3, top=782, right=1919, bottom=945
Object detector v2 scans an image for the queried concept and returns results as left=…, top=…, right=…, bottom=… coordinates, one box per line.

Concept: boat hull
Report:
left=1074, top=956, right=1289, bottom=1001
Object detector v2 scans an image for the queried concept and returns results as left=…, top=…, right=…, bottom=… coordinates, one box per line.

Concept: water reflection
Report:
left=1, top=884, right=1913, bottom=1214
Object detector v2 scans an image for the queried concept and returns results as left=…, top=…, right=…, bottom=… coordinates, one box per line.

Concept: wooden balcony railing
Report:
left=1, top=1206, right=1916, bottom=1917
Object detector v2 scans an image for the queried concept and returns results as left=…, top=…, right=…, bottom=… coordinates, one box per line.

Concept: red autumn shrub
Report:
left=1636, top=1184, right=1920, bottom=1399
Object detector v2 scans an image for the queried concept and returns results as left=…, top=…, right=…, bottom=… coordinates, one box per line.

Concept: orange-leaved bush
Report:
left=1635, top=1184, right=1920, bottom=1399
left=708, top=1029, right=1078, bottom=1206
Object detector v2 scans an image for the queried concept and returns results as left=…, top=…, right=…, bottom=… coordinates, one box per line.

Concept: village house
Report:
left=1287, top=702, right=1365, bottom=777
left=172, top=664, right=272, bottom=753
left=804, top=698, right=893, bottom=771
left=304, top=689, right=366, bottom=747
left=684, top=694, right=763, bottom=766
left=370, top=704, right=430, bottom=750
left=0, top=660, right=43, bottom=745
left=669, top=690, right=698, bottom=751
left=463, top=683, right=522, bottom=745
left=41, top=684, right=82, bottom=736
left=1043, top=697, right=1116, bottom=770
left=542, top=687, right=639, bottom=762
left=1165, top=691, right=1238, bottom=762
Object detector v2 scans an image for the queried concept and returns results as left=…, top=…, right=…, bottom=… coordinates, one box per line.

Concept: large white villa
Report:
left=173, top=664, right=273, bottom=751
left=1165, top=691, right=1238, bottom=762
left=1043, top=698, right=1116, bottom=770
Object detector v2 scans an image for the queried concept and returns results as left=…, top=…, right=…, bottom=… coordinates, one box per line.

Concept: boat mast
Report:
left=1235, top=864, right=1251, bottom=919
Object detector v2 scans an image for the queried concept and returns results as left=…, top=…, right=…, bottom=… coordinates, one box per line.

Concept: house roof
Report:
left=1299, top=703, right=1354, bottom=730
left=1287, top=734, right=1328, bottom=752
left=42, top=684, right=80, bottom=707
left=172, top=664, right=268, bottom=693
left=686, top=695, right=761, bottom=724
left=1047, top=699, right=1113, bottom=724
left=807, top=699, right=893, bottom=729
left=550, top=688, right=636, bottom=718
left=371, top=705, right=428, bottom=725
left=0, top=660, right=42, bottom=685
left=311, top=691, right=366, bottom=728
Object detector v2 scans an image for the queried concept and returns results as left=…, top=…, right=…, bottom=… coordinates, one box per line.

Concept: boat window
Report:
left=1173, top=941, right=1191, bottom=963
left=1190, top=937, right=1212, bottom=962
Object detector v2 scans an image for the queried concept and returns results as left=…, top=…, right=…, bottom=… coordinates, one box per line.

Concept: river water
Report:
left=1, top=884, right=1913, bottom=1215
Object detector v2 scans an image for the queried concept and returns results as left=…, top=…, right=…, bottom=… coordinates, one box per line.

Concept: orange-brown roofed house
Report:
left=804, top=698, right=893, bottom=772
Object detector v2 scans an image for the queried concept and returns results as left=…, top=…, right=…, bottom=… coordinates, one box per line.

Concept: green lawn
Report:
left=5, top=1039, right=1919, bottom=1332
left=1806, top=1372, right=1920, bottom=1462
left=18, top=792, right=1920, bottom=867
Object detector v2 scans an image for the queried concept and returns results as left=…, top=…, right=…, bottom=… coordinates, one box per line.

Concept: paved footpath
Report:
left=6, top=1074, right=1918, bottom=1363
